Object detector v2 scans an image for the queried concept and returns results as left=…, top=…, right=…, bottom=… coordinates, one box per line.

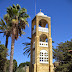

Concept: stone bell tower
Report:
left=30, top=10, right=54, bottom=72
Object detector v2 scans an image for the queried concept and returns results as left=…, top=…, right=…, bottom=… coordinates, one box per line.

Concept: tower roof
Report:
left=36, top=9, right=50, bottom=18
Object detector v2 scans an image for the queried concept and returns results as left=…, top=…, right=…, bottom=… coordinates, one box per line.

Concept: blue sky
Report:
left=0, top=0, right=72, bottom=66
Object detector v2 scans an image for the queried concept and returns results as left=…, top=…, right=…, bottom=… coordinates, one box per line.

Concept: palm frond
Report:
left=1, top=19, right=5, bottom=26
left=23, top=43, right=31, bottom=46
left=16, top=4, right=21, bottom=10
left=23, top=36, right=31, bottom=57
left=23, top=48, right=30, bottom=55
left=28, top=52, right=31, bottom=57
left=23, top=46, right=30, bottom=50
left=27, top=37, right=31, bottom=40
left=0, top=19, right=6, bottom=30
left=13, top=4, right=16, bottom=9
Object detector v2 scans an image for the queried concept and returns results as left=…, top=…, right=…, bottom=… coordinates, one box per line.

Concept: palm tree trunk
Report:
left=9, top=33, right=15, bottom=72
left=5, top=35, right=8, bottom=48
left=9, top=18, right=18, bottom=72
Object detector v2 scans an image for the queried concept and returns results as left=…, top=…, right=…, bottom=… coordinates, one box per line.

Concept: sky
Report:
left=0, top=0, right=72, bottom=66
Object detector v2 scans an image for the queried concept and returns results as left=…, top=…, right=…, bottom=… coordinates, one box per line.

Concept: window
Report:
left=40, top=50, right=48, bottom=64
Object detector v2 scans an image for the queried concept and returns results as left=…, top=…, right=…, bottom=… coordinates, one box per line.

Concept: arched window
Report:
left=39, top=19, right=48, bottom=28
left=40, top=50, right=48, bottom=64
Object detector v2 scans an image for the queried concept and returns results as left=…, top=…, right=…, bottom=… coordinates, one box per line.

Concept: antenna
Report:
left=35, top=0, right=36, bottom=15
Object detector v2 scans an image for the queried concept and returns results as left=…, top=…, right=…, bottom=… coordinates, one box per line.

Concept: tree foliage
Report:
left=6, top=59, right=17, bottom=72
left=0, top=4, right=29, bottom=72
left=16, top=68, right=25, bottom=72
left=19, top=62, right=30, bottom=68
left=16, top=62, right=30, bottom=72
left=13, top=59, right=17, bottom=72
left=0, top=41, right=8, bottom=72
left=0, top=14, right=12, bottom=48
left=23, top=37, right=31, bottom=57
left=53, top=39, right=72, bottom=72
left=3, top=4, right=29, bottom=72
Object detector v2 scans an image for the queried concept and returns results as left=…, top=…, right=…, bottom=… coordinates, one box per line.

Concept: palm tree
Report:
left=0, top=18, right=11, bottom=48
left=4, top=4, right=29, bottom=72
left=0, top=18, right=11, bottom=72
left=23, top=37, right=31, bottom=57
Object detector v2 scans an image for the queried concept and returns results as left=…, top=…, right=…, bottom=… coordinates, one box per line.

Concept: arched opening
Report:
left=40, top=50, right=48, bottom=63
left=39, top=19, right=48, bottom=28
left=39, top=34, right=48, bottom=47
left=40, top=34, right=48, bottom=42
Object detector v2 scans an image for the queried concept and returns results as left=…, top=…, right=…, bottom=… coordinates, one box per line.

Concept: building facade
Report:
left=30, top=10, right=54, bottom=72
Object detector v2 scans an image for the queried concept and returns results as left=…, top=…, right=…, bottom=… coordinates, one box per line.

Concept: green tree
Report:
left=6, top=60, right=9, bottom=72
left=6, top=59, right=17, bottom=72
left=13, top=59, right=17, bottom=72
left=0, top=41, right=8, bottom=72
left=16, top=68, right=25, bottom=72
left=19, top=62, right=30, bottom=68
left=53, top=39, right=72, bottom=72
left=3, top=4, right=29, bottom=72
left=16, top=62, right=30, bottom=72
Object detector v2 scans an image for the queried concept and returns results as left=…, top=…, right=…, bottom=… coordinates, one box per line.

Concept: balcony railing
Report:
left=39, top=42, right=48, bottom=47
left=32, top=27, right=48, bottom=34
left=38, top=27, right=48, bottom=33
left=33, top=42, right=48, bottom=48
